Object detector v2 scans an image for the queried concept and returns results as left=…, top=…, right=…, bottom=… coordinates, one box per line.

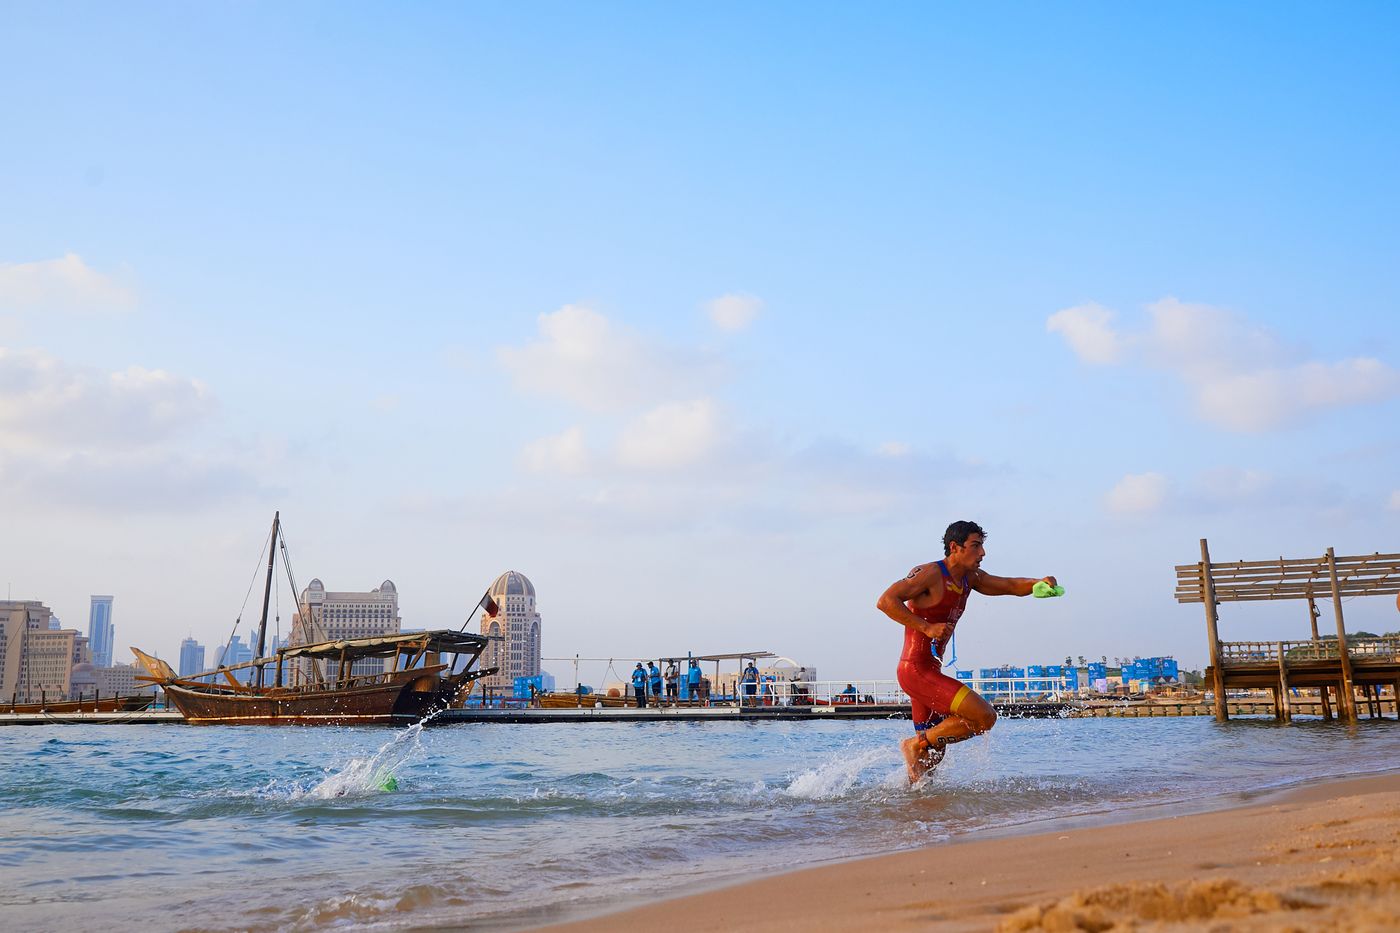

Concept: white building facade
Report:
left=291, top=579, right=401, bottom=679
left=479, top=571, right=542, bottom=693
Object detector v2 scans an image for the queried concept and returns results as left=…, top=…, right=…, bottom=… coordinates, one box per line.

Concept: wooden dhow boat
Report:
left=133, top=631, right=494, bottom=725
left=3, top=693, right=154, bottom=715
left=132, top=512, right=497, bottom=725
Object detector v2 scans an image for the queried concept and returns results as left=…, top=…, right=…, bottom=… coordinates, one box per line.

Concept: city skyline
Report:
left=3, top=5, right=1398, bottom=680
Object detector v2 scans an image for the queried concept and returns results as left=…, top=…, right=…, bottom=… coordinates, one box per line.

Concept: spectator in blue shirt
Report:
left=687, top=659, right=702, bottom=704
left=631, top=663, right=648, bottom=708
left=740, top=661, right=760, bottom=707
left=648, top=662, right=663, bottom=704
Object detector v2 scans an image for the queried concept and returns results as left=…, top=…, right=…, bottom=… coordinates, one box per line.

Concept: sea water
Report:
left=1, top=716, right=1396, bottom=932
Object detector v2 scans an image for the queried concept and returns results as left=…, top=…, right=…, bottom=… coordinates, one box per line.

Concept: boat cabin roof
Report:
left=277, top=629, right=489, bottom=661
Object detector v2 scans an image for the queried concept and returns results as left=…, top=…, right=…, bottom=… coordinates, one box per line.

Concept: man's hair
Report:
left=943, top=520, right=986, bottom=556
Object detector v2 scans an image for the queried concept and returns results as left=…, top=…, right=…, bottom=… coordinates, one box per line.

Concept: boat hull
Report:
left=3, top=694, right=154, bottom=715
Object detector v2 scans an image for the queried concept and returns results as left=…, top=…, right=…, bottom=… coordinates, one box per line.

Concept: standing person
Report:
left=631, top=663, right=648, bottom=709
left=740, top=660, right=759, bottom=707
left=686, top=659, right=701, bottom=704
left=648, top=661, right=663, bottom=704
left=664, top=661, right=679, bottom=704
left=876, top=520, right=1058, bottom=783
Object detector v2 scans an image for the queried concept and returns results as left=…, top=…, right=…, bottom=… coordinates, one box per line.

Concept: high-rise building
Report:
left=478, top=571, right=542, bottom=693
left=0, top=600, right=86, bottom=703
left=290, top=579, right=401, bottom=679
left=88, top=596, right=114, bottom=668
left=178, top=638, right=206, bottom=678
left=212, top=635, right=255, bottom=685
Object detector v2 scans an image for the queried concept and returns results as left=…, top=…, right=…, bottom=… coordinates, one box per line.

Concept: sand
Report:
left=537, top=772, right=1400, bottom=932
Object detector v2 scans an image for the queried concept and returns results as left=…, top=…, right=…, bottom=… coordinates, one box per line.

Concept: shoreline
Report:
left=526, top=769, right=1400, bottom=932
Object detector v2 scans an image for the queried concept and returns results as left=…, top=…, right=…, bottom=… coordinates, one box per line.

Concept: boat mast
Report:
left=254, top=511, right=279, bottom=688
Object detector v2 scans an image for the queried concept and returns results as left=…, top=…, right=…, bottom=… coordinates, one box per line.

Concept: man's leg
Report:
left=899, top=673, right=997, bottom=781
left=918, top=689, right=996, bottom=751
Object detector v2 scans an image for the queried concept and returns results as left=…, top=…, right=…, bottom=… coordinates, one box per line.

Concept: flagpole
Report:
left=458, top=588, right=494, bottom=633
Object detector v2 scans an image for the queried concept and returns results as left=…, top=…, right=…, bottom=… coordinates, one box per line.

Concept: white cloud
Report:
left=1194, top=358, right=1400, bottom=431
left=1045, top=303, right=1124, bottom=365
left=0, top=448, right=260, bottom=511
left=705, top=293, right=763, bottom=332
left=521, top=426, right=590, bottom=475
left=877, top=441, right=911, bottom=458
left=615, top=398, right=720, bottom=470
left=0, top=253, right=136, bottom=312
left=1049, top=297, right=1400, bottom=432
left=1143, top=297, right=1289, bottom=378
left=0, top=347, right=215, bottom=448
left=1105, top=472, right=1169, bottom=514
left=497, top=304, right=718, bottom=412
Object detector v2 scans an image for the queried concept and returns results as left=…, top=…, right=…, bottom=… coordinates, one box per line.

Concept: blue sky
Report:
left=2, top=3, right=1397, bottom=681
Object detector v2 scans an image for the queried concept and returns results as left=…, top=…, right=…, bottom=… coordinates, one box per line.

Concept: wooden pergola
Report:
left=1175, top=540, right=1400, bottom=722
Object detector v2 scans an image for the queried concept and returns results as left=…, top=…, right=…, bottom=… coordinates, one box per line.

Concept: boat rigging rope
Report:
left=602, top=657, right=624, bottom=691
left=217, top=524, right=275, bottom=674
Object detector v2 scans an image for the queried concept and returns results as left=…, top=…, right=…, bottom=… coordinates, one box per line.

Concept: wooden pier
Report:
left=1176, top=540, right=1400, bottom=722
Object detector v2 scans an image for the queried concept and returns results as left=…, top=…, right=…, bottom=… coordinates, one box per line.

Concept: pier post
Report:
left=1200, top=539, right=1228, bottom=721
left=1325, top=548, right=1358, bottom=722
left=1319, top=685, right=1333, bottom=721
left=1276, top=642, right=1291, bottom=722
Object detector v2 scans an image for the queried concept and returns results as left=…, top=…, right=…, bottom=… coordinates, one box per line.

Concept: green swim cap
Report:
left=1032, top=581, right=1065, bottom=598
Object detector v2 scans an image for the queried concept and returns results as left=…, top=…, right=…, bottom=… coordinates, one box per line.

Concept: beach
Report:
left=541, top=771, right=1400, bottom=932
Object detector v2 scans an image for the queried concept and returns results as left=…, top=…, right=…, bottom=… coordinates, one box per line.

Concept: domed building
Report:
left=479, top=571, right=542, bottom=693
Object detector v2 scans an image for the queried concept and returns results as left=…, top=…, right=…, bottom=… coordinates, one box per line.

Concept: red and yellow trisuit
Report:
left=896, top=559, right=973, bottom=731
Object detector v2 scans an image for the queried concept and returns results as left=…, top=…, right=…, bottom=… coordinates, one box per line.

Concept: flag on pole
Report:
left=458, top=587, right=500, bottom=633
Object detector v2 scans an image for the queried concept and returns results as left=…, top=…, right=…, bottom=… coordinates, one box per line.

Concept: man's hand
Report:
left=923, top=621, right=949, bottom=641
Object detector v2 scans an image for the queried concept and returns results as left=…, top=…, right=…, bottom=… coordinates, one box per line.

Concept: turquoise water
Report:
left=1, top=716, right=1396, bottom=931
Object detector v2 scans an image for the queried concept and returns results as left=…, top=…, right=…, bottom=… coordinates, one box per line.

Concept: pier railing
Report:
left=1220, top=636, right=1400, bottom=665
left=636, top=676, right=1078, bottom=708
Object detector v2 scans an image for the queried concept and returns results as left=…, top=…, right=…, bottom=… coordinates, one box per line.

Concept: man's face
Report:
left=951, top=534, right=986, bottom=568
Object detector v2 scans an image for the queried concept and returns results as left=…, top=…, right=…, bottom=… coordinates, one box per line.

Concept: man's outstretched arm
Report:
left=971, top=571, right=1057, bottom=597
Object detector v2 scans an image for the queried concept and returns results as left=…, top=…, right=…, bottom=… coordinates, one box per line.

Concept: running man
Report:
left=876, top=520, right=1057, bottom=783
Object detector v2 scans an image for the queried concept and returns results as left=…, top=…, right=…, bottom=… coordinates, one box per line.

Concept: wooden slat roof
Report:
left=1175, top=552, right=1400, bottom=603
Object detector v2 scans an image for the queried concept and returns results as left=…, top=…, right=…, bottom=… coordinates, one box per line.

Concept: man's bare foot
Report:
left=900, top=736, right=928, bottom=783
left=903, top=736, right=948, bottom=785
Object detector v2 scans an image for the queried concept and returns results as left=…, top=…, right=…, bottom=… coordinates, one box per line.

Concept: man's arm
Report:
left=971, top=570, right=1057, bottom=597
left=876, top=564, right=947, bottom=638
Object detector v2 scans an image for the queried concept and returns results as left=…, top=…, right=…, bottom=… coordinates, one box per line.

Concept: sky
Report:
left=2, top=2, right=1398, bottom=684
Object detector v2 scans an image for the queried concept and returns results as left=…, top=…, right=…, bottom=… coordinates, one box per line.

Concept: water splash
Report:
left=783, top=746, right=901, bottom=799
left=304, top=720, right=427, bottom=799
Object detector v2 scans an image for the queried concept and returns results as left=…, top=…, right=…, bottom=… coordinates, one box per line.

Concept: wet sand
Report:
left=538, top=771, right=1400, bottom=932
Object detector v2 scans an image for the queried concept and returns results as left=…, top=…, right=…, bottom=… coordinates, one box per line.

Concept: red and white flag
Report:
left=478, top=592, right=500, bottom=618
